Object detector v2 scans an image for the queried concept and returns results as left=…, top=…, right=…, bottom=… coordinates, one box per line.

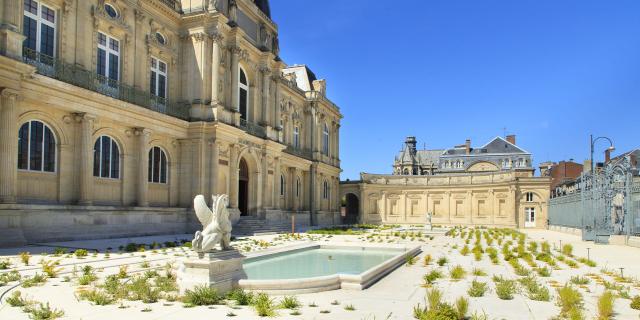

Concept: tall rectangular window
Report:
left=97, top=32, right=120, bottom=84
left=22, top=0, right=57, bottom=57
left=150, top=57, right=168, bottom=101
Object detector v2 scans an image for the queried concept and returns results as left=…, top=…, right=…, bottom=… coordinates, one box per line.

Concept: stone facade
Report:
left=0, top=0, right=341, bottom=246
left=341, top=136, right=550, bottom=228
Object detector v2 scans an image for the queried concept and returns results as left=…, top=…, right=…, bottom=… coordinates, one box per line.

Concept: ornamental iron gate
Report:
left=549, top=155, right=637, bottom=244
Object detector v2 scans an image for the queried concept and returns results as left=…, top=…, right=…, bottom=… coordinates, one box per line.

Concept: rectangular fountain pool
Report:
left=244, top=247, right=402, bottom=280
left=238, top=244, right=420, bottom=294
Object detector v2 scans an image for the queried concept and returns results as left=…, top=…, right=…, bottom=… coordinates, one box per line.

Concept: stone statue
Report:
left=425, top=212, right=433, bottom=231
left=192, top=194, right=233, bottom=252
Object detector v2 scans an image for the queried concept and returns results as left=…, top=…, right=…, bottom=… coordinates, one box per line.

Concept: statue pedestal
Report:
left=177, top=249, right=247, bottom=295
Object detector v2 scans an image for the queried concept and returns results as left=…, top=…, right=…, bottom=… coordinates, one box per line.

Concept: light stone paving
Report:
left=0, top=229, right=639, bottom=319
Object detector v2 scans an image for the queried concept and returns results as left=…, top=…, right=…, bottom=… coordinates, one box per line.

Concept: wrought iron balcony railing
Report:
left=284, top=146, right=313, bottom=160
left=239, top=118, right=266, bottom=138
left=22, top=48, right=189, bottom=120
left=158, top=0, right=183, bottom=13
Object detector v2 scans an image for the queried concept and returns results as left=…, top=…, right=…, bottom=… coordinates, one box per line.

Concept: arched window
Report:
left=148, top=146, right=168, bottom=184
left=322, top=123, right=329, bottom=155
left=280, top=174, right=285, bottom=196
left=93, top=136, right=120, bottom=179
left=296, top=178, right=301, bottom=198
left=403, top=168, right=409, bottom=175
left=104, top=3, right=119, bottom=18
left=293, top=126, right=299, bottom=149
left=238, top=67, right=248, bottom=120
left=155, top=32, right=166, bottom=45
left=18, top=120, right=56, bottom=172
left=525, top=192, right=534, bottom=202
left=323, top=180, right=330, bottom=200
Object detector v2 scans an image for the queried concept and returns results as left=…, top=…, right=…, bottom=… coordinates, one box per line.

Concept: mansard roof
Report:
left=396, top=148, right=443, bottom=165
left=443, top=136, right=529, bottom=156
left=253, top=0, right=271, bottom=18
left=282, top=65, right=318, bottom=92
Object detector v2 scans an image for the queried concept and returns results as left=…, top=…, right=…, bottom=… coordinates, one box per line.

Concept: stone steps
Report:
left=232, top=217, right=293, bottom=236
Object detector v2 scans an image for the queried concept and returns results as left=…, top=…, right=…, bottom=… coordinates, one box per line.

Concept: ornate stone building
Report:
left=0, top=0, right=341, bottom=246
left=341, top=136, right=550, bottom=228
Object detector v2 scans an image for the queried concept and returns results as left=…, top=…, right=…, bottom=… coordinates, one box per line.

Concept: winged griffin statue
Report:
left=191, top=194, right=233, bottom=253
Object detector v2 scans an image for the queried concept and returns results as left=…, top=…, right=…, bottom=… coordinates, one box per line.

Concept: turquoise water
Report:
left=243, top=248, right=402, bottom=280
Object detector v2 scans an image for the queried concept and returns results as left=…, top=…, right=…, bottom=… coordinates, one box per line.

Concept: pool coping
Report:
left=238, top=242, right=421, bottom=294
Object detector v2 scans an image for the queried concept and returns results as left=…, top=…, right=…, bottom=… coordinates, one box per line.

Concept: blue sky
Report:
left=270, top=0, right=640, bottom=180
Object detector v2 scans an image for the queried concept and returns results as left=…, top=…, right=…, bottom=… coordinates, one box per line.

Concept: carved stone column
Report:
left=136, top=128, right=151, bottom=207
left=210, top=34, right=222, bottom=106
left=0, top=89, right=19, bottom=203
left=261, top=67, right=271, bottom=126
left=260, top=151, right=268, bottom=213
left=230, top=46, right=240, bottom=113
left=77, top=113, right=96, bottom=205
left=0, top=1, right=26, bottom=59
left=293, top=167, right=300, bottom=211
left=229, top=144, right=239, bottom=208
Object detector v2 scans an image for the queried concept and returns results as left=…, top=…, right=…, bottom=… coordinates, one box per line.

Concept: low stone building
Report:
left=341, top=136, right=550, bottom=228
left=0, top=0, right=341, bottom=246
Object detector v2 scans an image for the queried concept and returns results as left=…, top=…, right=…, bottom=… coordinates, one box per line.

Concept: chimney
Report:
left=583, top=160, right=592, bottom=173
left=465, top=139, right=471, bottom=155
left=604, top=149, right=612, bottom=164
left=506, top=135, right=516, bottom=145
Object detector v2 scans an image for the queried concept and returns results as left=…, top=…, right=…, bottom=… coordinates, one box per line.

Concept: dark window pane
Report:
left=111, top=140, right=119, bottom=178
left=29, top=121, right=43, bottom=171
left=239, top=88, right=247, bottom=120
left=158, top=74, right=166, bottom=98
left=93, top=139, right=101, bottom=177
left=97, top=49, right=106, bottom=76
left=43, top=126, right=55, bottom=172
left=160, top=151, right=167, bottom=183
left=98, top=33, right=106, bottom=46
left=150, top=71, right=156, bottom=95
left=240, top=69, right=247, bottom=85
left=153, top=147, right=161, bottom=183
left=23, top=16, right=37, bottom=51
left=148, top=149, right=153, bottom=182
left=25, top=0, right=38, bottom=15
left=18, top=123, right=29, bottom=170
left=101, top=136, right=110, bottom=178
left=108, top=53, right=118, bottom=81
left=40, top=24, right=55, bottom=57
left=41, top=5, right=55, bottom=23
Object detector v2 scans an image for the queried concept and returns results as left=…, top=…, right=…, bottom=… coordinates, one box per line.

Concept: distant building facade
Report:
left=341, top=136, right=550, bottom=228
left=539, top=161, right=584, bottom=192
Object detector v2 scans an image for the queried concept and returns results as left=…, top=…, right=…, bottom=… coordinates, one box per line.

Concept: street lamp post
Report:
left=590, top=135, right=615, bottom=173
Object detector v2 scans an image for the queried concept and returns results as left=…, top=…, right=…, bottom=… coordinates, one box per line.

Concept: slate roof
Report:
left=253, top=0, right=271, bottom=18
left=442, top=136, right=529, bottom=156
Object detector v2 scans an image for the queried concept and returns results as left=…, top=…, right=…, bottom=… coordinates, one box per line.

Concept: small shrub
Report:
left=561, top=244, right=573, bottom=256
left=450, top=265, right=466, bottom=280
left=23, top=302, right=65, bottom=320
left=468, top=280, right=488, bottom=297
left=118, top=265, right=129, bottom=279
left=78, top=273, right=97, bottom=286
left=423, top=270, right=443, bottom=286
left=6, top=291, right=31, bottom=307
left=405, top=255, right=417, bottom=266
left=423, top=254, right=432, bottom=266
left=556, top=285, right=583, bottom=319
left=427, top=288, right=443, bottom=309
left=227, top=288, right=253, bottom=306
left=252, top=292, right=277, bottom=317
left=460, top=245, right=470, bottom=256
left=437, top=257, right=448, bottom=266
left=495, top=279, right=517, bottom=300
left=74, top=249, right=89, bottom=258
left=279, top=296, right=300, bottom=309
left=22, top=273, right=47, bottom=288
left=454, top=297, right=469, bottom=320
left=78, top=289, right=116, bottom=305
left=597, top=291, right=615, bottom=320
left=630, top=295, right=640, bottom=310
left=471, top=268, right=486, bottom=276
left=182, top=285, right=221, bottom=306
left=570, top=275, right=590, bottom=285
left=536, top=266, right=552, bottom=277
left=41, top=260, right=61, bottom=278
left=20, top=252, right=31, bottom=265
left=0, top=259, right=11, bottom=270
left=344, top=304, right=355, bottom=311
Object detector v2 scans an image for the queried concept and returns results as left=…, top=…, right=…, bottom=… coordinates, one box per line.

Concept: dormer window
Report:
left=104, top=3, right=119, bottom=19
left=155, top=32, right=166, bottom=45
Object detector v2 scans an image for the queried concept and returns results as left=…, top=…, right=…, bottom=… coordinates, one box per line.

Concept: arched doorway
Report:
left=239, top=158, right=249, bottom=216
left=343, top=193, right=359, bottom=224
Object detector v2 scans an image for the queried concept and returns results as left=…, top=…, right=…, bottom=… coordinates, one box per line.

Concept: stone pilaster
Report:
left=229, top=144, right=239, bottom=208
left=0, top=1, right=25, bottom=59
left=210, top=140, right=219, bottom=196
left=136, top=128, right=151, bottom=207
left=261, top=67, right=271, bottom=125
left=230, top=46, right=240, bottom=112
left=210, top=34, right=222, bottom=106
left=76, top=113, right=96, bottom=205
left=260, top=151, right=268, bottom=212
left=0, top=89, right=20, bottom=203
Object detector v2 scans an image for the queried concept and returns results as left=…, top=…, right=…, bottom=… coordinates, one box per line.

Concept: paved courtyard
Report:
left=0, top=228, right=639, bottom=319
